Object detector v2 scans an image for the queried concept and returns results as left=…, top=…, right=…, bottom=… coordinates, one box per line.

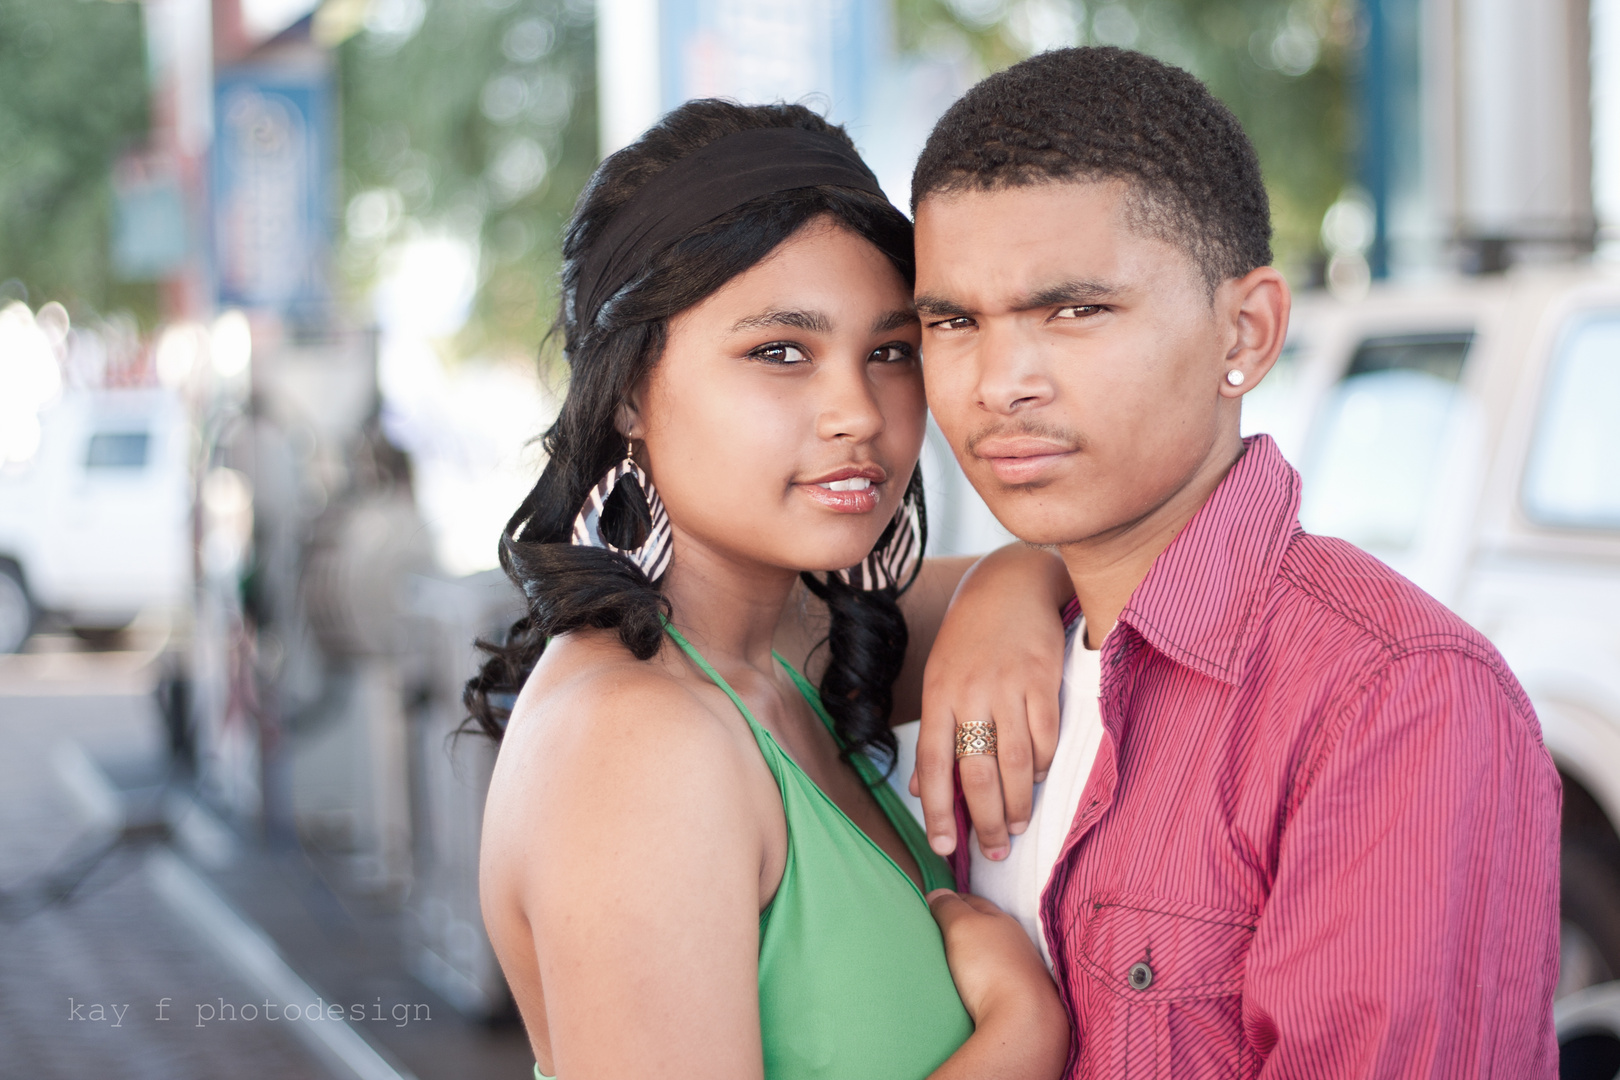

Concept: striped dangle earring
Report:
left=570, top=440, right=674, bottom=582
left=836, top=469, right=925, bottom=592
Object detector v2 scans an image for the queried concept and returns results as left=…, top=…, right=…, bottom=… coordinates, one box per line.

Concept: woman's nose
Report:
left=816, top=360, right=885, bottom=442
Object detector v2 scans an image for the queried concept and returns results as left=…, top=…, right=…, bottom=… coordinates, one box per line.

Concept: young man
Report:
left=911, top=47, right=1561, bottom=1076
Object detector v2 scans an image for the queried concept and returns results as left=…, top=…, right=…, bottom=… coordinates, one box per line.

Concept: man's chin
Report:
left=972, top=504, right=1088, bottom=549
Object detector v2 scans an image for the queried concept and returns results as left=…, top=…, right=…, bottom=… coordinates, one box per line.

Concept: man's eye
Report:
left=752, top=343, right=810, bottom=365
left=869, top=343, right=915, bottom=363
left=929, top=316, right=975, bottom=331
left=1053, top=305, right=1104, bottom=320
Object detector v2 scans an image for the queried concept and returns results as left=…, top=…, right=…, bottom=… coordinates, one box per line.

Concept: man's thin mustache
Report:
left=964, top=421, right=1085, bottom=456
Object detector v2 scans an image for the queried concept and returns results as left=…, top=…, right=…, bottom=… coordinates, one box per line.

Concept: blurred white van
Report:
left=0, top=388, right=192, bottom=651
left=1260, top=267, right=1620, bottom=1002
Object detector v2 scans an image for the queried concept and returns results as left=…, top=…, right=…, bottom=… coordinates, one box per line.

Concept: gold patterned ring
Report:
left=955, top=720, right=998, bottom=758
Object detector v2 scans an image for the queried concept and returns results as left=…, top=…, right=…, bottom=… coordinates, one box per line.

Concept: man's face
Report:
left=914, top=180, right=1242, bottom=548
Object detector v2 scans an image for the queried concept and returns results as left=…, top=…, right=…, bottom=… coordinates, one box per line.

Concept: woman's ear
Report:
left=615, top=381, right=647, bottom=441
left=614, top=402, right=640, bottom=441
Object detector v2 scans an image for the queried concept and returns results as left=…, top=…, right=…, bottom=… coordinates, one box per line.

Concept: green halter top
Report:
left=535, top=622, right=972, bottom=1079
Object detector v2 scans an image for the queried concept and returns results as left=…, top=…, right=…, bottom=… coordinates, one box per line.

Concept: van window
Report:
left=85, top=431, right=151, bottom=469
left=1299, top=332, right=1475, bottom=551
left=1523, top=312, right=1620, bottom=529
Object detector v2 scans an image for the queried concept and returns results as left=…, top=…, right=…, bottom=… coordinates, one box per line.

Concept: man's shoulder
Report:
left=1268, top=531, right=1531, bottom=717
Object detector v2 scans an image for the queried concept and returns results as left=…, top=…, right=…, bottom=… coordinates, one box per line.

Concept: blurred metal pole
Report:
left=141, top=0, right=216, bottom=321
left=1431, top=0, right=1596, bottom=269
left=597, top=0, right=661, bottom=157
left=1360, top=0, right=1393, bottom=279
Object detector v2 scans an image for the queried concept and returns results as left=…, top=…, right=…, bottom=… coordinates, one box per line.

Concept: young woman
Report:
left=470, top=100, right=1071, bottom=1080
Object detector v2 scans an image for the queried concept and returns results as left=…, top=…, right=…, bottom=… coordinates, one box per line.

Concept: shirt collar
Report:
left=1115, top=434, right=1302, bottom=686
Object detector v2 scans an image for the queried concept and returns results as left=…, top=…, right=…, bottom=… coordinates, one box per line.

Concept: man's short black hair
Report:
left=912, top=47, right=1272, bottom=293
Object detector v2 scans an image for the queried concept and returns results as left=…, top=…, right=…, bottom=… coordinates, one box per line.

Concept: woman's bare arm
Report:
left=482, top=641, right=773, bottom=1079
left=925, top=891, right=1071, bottom=1080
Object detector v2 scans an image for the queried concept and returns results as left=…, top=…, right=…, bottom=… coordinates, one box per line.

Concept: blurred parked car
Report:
left=1252, top=267, right=1620, bottom=1003
left=0, top=388, right=191, bottom=651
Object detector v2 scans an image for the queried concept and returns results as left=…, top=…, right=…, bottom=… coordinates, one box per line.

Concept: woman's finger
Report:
left=958, top=892, right=1005, bottom=917
left=926, top=888, right=973, bottom=932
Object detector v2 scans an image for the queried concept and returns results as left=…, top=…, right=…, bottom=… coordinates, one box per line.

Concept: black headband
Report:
left=573, top=126, right=889, bottom=331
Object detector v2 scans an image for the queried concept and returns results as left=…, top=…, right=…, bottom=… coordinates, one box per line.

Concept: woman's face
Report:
left=632, top=215, right=925, bottom=581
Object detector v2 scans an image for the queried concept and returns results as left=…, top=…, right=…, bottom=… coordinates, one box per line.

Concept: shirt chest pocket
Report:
left=1075, top=894, right=1255, bottom=1000
left=1070, top=895, right=1258, bottom=1079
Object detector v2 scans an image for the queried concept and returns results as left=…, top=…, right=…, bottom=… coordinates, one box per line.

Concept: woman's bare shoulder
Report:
left=486, top=629, right=762, bottom=850
left=510, top=629, right=736, bottom=747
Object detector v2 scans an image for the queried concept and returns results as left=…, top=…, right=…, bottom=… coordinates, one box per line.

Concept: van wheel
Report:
left=0, top=565, right=31, bottom=654
left=1561, top=839, right=1620, bottom=999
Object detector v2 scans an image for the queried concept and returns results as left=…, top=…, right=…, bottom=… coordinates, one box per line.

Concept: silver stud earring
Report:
left=1225, top=369, right=1246, bottom=387
left=570, top=441, right=673, bottom=581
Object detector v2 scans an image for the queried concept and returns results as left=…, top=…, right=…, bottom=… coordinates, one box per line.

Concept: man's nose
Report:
left=974, top=320, right=1055, bottom=415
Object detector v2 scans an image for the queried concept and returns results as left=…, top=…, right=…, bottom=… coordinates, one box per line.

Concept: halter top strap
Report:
left=661, top=619, right=785, bottom=737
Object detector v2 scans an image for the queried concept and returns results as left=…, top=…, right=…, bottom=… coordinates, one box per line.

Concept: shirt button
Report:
left=1128, top=962, right=1154, bottom=991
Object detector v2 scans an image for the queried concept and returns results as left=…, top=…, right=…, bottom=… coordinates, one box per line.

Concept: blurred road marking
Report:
left=163, top=790, right=239, bottom=868
left=50, top=740, right=124, bottom=832
left=147, top=848, right=419, bottom=1080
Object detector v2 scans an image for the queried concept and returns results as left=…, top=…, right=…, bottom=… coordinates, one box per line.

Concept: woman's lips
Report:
left=797, top=468, right=884, bottom=514
left=799, top=476, right=881, bottom=513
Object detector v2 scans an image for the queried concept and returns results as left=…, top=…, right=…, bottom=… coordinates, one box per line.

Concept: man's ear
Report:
left=1217, top=266, right=1291, bottom=399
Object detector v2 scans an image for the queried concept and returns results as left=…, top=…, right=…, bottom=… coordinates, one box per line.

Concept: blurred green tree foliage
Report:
left=900, top=0, right=1354, bottom=278
left=335, top=0, right=597, bottom=360
left=0, top=0, right=152, bottom=319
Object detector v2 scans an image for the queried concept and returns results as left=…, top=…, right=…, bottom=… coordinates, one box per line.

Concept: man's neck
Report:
left=1059, top=435, right=1246, bottom=650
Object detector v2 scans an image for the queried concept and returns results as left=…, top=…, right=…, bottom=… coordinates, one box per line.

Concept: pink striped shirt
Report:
left=954, top=435, right=1561, bottom=1078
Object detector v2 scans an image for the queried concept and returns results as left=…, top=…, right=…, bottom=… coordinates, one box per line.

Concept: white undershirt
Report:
left=968, top=618, right=1105, bottom=968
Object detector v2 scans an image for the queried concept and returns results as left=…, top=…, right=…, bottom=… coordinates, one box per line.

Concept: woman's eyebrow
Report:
left=871, top=308, right=919, bottom=334
left=729, top=308, right=834, bottom=334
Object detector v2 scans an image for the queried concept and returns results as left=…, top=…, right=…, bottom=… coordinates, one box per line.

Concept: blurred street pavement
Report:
left=0, top=635, right=533, bottom=1080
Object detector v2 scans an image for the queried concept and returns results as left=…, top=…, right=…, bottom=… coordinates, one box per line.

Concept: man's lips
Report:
left=973, top=437, right=1078, bottom=484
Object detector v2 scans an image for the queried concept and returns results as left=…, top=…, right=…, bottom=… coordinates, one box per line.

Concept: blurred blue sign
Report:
left=658, top=0, right=885, bottom=129
left=112, top=160, right=188, bottom=280
left=211, top=59, right=333, bottom=320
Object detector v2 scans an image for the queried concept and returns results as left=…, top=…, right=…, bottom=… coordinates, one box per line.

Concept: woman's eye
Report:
left=869, top=343, right=915, bottom=363
left=752, top=343, right=810, bottom=365
left=1053, top=305, right=1104, bottom=320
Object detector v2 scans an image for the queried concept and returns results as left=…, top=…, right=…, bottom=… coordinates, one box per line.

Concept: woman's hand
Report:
left=927, top=890, right=1070, bottom=1079
left=912, top=544, right=1072, bottom=859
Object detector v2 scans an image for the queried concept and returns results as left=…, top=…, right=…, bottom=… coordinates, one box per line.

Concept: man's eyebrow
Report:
left=913, top=281, right=1121, bottom=319
left=913, top=294, right=964, bottom=318
left=1022, top=280, right=1121, bottom=308
left=729, top=309, right=834, bottom=334
left=871, top=308, right=918, bottom=334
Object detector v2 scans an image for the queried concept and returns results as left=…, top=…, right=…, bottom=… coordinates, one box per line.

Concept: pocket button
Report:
left=1127, top=961, right=1154, bottom=991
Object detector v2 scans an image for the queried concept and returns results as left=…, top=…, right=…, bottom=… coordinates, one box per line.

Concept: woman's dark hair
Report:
left=464, top=100, right=921, bottom=770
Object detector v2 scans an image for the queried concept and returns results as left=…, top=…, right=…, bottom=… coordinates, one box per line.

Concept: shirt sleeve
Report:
left=1241, top=647, right=1561, bottom=1078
